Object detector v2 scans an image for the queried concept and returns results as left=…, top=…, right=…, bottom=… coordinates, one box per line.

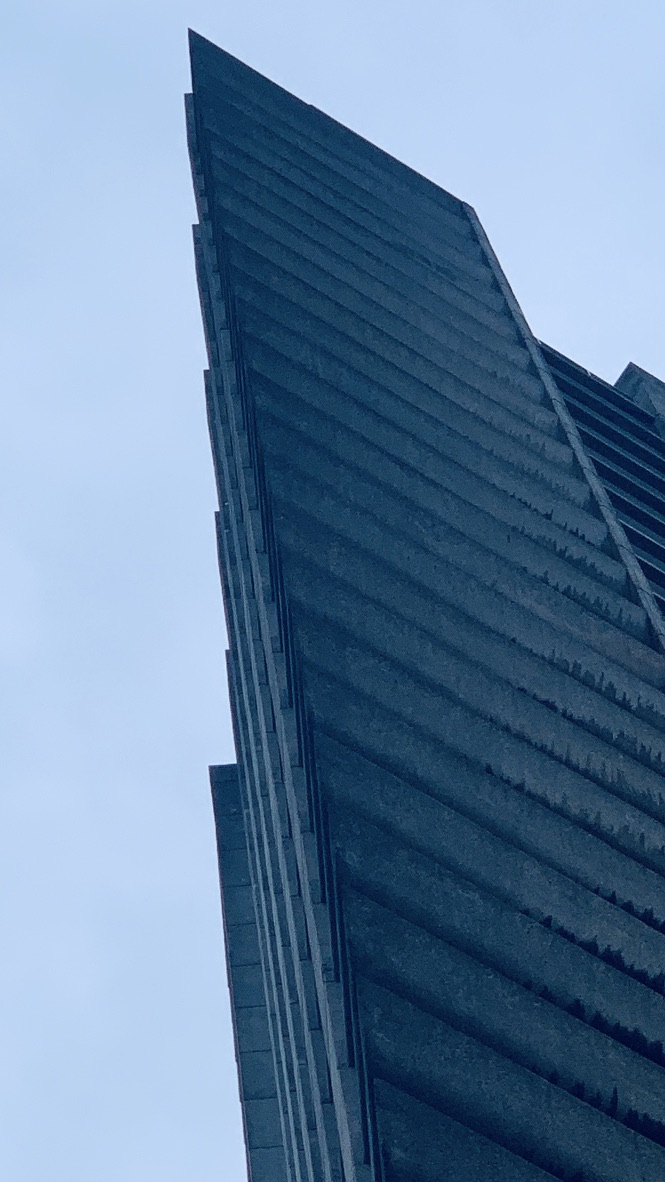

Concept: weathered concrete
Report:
left=375, top=1083, right=555, bottom=1182
left=362, top=981, right=665, bottom=1182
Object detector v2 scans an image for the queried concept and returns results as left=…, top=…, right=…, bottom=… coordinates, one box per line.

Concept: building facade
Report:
left=188, top=30, right=665, bottom=1182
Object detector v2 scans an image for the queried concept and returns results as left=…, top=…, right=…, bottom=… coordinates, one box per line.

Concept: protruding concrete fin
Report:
left=210, top=763, right=291, bottom=1182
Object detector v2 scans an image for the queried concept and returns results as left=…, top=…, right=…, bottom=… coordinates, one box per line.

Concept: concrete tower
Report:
left=188, top=30, right=665, bottom=1182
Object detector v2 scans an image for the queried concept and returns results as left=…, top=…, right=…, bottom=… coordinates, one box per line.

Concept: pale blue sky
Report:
left=1, top=3, right=663, bottom=1180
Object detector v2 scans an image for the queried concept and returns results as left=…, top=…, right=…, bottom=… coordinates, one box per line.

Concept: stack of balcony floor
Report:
left=189, top=30, right=665, bottom=1182
left=543, top=342, right=665, bottom=617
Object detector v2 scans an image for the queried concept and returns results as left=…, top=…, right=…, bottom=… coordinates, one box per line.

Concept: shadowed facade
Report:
left=187, top=30, right=665, bottom=1182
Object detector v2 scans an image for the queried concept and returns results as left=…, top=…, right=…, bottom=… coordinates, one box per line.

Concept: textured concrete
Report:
left=191, top=29, right=665, bottom=1182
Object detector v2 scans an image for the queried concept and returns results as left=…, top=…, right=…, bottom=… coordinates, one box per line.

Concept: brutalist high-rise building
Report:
left=187, top=30, right=665, bottom=1182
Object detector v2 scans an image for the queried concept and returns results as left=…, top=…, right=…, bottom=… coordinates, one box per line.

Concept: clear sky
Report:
left=1, top=3, right=663, bottom=1180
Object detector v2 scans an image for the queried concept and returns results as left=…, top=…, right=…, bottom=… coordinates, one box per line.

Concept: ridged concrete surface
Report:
left=191, top=30, right=665, bottom=1182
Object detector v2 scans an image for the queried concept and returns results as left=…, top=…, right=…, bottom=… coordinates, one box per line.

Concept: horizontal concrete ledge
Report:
left=361, top=981, right=665, bottom=1182
left=334, top=810, right=665, bottom=1054
left=375, top=1081, right=554, bottom=1182
left=191, top=47, right=472, bottom=238
left=318, top=726, right=665, bottom=982
left=197, top=93, right=483, bottom=280
left=297, top=619, right=665, bottom=873
left=346, top=890, right=665, bottom=1128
